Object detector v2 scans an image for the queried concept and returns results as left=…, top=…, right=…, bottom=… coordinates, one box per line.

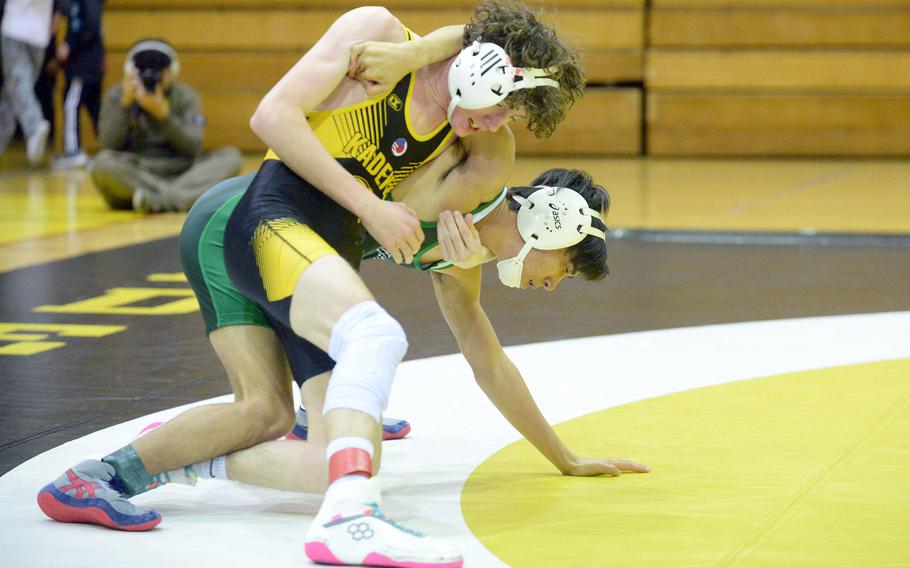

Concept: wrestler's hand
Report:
left=563, top=455, right=651, bottom=477
left=348, top=40, right=414, bottom=96
left=437, top=210, right=490, bottom=269
left=361, top=198, right=424, bottom=265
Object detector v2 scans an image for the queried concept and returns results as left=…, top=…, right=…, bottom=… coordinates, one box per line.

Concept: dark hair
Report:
left=463, top=0, right=586, bottom=138
left=508, top=168, right=610, bottom=281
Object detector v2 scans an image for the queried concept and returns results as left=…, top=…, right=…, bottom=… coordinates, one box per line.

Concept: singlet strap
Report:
left=412, top=185, right=510, bottom=271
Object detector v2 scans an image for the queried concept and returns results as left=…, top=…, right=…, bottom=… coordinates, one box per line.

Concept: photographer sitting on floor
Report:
left=91, top=38, right=242, bottom=212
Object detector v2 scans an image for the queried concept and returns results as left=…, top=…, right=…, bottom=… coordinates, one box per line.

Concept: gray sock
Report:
left=102, top=445, right=155, bottom=497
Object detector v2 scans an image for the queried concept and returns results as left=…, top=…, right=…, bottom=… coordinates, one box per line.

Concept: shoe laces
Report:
left=60, top=469, right=102, bottom=499
left=363, top=503, right=425, bottom=537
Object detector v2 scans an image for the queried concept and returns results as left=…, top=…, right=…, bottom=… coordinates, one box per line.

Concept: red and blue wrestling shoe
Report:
left=287, top=408, right=411, bottom=441
left=37, top=460, right=161, bottom=531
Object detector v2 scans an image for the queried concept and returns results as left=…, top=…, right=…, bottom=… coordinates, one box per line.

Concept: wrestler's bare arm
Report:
left=431, top=267, right=651, bottom=477
left=349, top=25, right=465, bottom=95
left=250, top=7, right=423, bottom=263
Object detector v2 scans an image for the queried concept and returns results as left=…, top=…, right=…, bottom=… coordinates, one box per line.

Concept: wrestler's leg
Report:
left=224, top=371, right=382, bottom=493
left=131, top=325, right=296, bottom=475
left=279, top=257, right=455, bottom=566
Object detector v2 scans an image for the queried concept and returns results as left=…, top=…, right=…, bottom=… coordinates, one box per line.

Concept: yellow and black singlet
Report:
left=222, top=28, right=455, bottom=377
left=261, top=28, right=455, bottom=200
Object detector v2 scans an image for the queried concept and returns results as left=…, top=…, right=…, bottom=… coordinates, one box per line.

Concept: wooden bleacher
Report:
left=90, top=0, right=910, bottom=157
left=647, top=0, right=910, bottom=156
left=97, top=0, right=645, bottom=156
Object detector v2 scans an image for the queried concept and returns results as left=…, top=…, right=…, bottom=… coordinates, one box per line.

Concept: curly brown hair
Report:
left=463, top=0, right=586, bottom=138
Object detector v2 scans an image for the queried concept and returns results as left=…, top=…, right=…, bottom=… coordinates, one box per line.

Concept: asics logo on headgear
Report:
left=549, top=203, right=562, bottom=229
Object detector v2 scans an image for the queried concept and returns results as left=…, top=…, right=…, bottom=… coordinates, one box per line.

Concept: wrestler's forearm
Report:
left=250, top=102, right=378, bottom=217
left=410, top=25, right=465, bottom=68
left=473, top=355, right=575, bottom=474
left=434, top=273, right=576, bottom=475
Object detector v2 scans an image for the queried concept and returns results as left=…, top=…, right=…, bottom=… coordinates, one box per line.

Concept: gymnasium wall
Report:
left=97, top=0, right=910, bottom=157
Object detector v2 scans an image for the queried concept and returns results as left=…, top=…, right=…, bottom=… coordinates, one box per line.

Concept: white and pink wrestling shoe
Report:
left=304, top=478, right=462, bottom=568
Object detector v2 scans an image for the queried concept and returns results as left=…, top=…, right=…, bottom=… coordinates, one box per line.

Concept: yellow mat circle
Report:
left=462, top=359, right=910, bottom=567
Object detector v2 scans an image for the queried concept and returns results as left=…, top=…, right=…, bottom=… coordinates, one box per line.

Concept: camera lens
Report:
left=139, top=68, right=161, bottom=91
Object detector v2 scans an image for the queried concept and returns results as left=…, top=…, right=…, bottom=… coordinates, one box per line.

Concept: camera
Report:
left=126, top=40, right=179, bottom=96
left=138, top=67, right=162, bottom=92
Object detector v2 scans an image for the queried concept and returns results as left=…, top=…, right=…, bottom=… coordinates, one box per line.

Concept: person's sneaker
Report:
left=26, top=120, right=50, bottom=165
left=133, top=187, right=174, bottom=213
left=287, top=408, right=411, bottom=441
left=36, top=459, right=162, bottom=531
left=132, top=187, right=151, bottom=212
left=51, top=151, right=89, bottom=170
left=305, top=479, right=462, bottom=568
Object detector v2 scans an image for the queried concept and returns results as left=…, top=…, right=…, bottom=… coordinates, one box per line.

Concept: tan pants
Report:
left=91, top=147, right=244, bottom=211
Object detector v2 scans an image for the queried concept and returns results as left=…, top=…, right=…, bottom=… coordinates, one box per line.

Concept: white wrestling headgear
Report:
left=447, top=41, right=559, bottom=119
left=497, top=186, right=606, bottom=288
left=123, top=39, right=180, bottom=79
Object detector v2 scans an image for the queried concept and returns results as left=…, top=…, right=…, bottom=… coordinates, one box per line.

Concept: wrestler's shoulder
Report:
left=462, top=127, right=515, bottom=163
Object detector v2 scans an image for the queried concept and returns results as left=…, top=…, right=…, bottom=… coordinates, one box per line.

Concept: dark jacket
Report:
left=63, top=0, right=104, bottom=81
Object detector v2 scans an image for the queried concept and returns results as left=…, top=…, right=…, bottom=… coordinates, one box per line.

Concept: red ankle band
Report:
left=328, top=448, right=372, bottom=484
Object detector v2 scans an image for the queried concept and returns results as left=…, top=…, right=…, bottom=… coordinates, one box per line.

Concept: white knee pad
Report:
left=323, top=301, right=408, bottom=422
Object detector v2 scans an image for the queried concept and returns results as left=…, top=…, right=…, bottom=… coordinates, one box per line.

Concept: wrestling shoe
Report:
left=287, top=408, right=411, bottom=441
left=379, top=418, right=411, bottom=441
left=305, top=479, right=462, bottom=568
left=135, top=421, right=164, bottom=438
left=36, top=459, right=161, bottom=531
